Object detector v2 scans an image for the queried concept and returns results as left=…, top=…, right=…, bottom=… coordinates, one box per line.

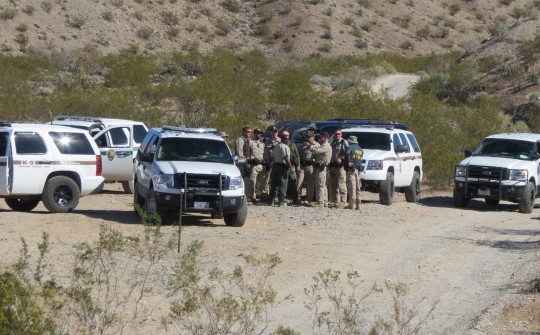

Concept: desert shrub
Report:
left=22, top=5, right=35, bottom=15
left=215, top=18, right=231, bottom=36
left=15, top=23, right=28, bottom=32
left=519, top=35, right=540, bottom=63
left=103, top=55, right=159, bottom=88
left=166, top=27, right=180, bottom=39
left=400, top=40, right=414, bottom=50
left=41, top=1, right=53, bottom=14
left=160, top=10, right=179, bottom=26
left=136, top=26, right=154, bottom=40
left=101, top=10, right=114, bottom=21
left=391, top=14, right=411, bottom=28
left=221, top=0, right=242, bottom=12
left=0, top=8, right=17, bottom=20
left=69, top=16, right=86, bottom=28
left=416, top=25, right=430, bottom=39
left=448, top=4, right=460, bottom=15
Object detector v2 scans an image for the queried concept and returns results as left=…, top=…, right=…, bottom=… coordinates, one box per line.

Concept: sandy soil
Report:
left=0, top=183, right=539, bottom=334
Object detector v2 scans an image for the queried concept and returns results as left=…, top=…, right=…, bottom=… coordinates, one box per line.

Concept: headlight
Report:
left=229, top=176, right=243, bottom=190
left=366, top=160, right=383, bottom=170
left=154, top=173, right=174, bottom=187
left=455, top=166, right=467, bottom=177
left=509, top=169, right=528, bottom=181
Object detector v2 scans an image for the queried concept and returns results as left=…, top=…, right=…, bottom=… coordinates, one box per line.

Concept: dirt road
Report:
left=0, top=184, right=538, bottom=334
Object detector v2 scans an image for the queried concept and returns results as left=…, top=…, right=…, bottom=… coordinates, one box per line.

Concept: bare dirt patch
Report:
left=0, top=183, right=539, bottom=334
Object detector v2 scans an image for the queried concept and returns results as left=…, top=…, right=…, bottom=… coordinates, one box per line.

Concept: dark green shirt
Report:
left=287, top=141, right=300, bottom=167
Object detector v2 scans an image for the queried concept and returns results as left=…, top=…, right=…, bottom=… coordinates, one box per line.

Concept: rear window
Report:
left=15, top=132, right=47, bottom=154
left=134, top=125, right=148, bottom=144
left=49, top=132, right=95, bottom=155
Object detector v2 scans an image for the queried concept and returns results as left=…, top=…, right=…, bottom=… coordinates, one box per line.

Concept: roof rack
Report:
left=0, top=121, right=12, bottom=127
left=161, top=125, right=219, bottom=134
left=54, top=115, right=103, bottom=123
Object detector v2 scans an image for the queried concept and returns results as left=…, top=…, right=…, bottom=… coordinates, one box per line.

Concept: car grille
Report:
left=174, top=173, right=228, bottom=190
left=468, top=165, right=507, bottom=180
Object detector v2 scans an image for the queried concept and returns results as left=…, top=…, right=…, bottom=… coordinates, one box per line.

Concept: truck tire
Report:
left=518, top=181, right=535, bottom=214
left=145, top=189, right=175, bottom=224
left=42, top=176, right=80, bottom=213
left=404, top=171, right=421, bottom=203
left=122, top=180, right=135, bottom=194
left=379, top=172, right=394, bottom=206
left=5, top=197, right=40, bottom=212
left=224, top=199, right=247, bottom=227
left=452, top=188, right=469, bottom=208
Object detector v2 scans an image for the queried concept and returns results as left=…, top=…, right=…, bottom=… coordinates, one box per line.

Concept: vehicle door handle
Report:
left=39, top=160, right=52, bottom=165
left=117, top=152, right=132, bottom=158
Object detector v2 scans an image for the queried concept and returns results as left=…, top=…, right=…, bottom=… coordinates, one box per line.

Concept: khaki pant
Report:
left=302, top=166, right=316, bottom=203
left=328, top=166, right=347, bottom=203
left=346, top=169, right=362, bottom=207
left=248, top=164, right=265, bottom=200
left=315, top=166, right=328, bottom=205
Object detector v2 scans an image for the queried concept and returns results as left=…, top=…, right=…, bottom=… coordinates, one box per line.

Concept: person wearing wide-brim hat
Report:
left=344, top=135, right=363, bottom=210
left=219, top=131, right=228, bottom=139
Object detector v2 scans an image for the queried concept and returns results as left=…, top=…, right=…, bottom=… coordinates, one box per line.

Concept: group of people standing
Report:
left=232, top=126, right=364, bottom=210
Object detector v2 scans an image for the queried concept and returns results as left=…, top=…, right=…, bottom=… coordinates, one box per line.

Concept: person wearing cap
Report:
left=247, top=128, right=265, bottom=203
left=261, top=126, right=280, bottom=200
left=344, top=135, right=363, bottom=210
left=328, top=129, right=349, bottom=208
left=310, top=132, right=332, bottom=208
left=267, top=132, right=293, bottom=207
left=299, top=130, right=320, bottom=205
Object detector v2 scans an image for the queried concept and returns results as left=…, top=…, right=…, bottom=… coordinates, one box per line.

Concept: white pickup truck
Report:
left=453, top=133, right=540, bottom=213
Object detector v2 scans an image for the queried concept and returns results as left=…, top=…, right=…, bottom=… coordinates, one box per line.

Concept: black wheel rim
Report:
left=53, top=186, right=73, bottom=207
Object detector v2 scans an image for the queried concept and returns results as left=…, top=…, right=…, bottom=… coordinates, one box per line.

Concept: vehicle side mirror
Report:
left=395, top=144, right=410, bottom=153
left=464, top=149, right=472, bottom=158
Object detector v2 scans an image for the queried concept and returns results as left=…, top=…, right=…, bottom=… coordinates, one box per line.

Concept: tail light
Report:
left=96, top=155, right=102, bottom=176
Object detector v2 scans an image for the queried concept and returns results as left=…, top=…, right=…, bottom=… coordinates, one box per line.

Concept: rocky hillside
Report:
left=0, top=0, right=538, bottom=58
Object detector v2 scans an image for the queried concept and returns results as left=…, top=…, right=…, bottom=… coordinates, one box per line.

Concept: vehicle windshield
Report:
left=473, top=138, right=538, bottom=160
left=341, top=132, right=391, bottom=151
left=156, top=138, right=233, bottom=164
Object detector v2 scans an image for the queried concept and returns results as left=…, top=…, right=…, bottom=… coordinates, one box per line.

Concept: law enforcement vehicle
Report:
left=47, top=116, right=148, bottom=193
left=339, top=125, right=422, bottom=205
left=133, top=126, right=248, bottom=226
left=453, top=133, right=540, bottom=213
left=0, top=122, right=104, bottom=213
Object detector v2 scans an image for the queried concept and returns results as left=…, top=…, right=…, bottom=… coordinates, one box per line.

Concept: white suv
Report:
left=340, top=126, right=423, bottom=205
left=0, top=122, right=104, bottom=212
left=454, top=133, right=540, bottom=213
left=47, top=116, right=148, bottom=193
left=134, top=126, right=248, bottom=226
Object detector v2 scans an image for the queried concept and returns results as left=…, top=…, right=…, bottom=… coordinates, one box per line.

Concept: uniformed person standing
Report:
left=248, top=128, right=265, bottom=203
left=310, top=132, right=332, bottom=207
left=299, top=131, right=319, bottom=204
left=328, top=129, right=349, bottom=207
left=282, top=130, right=301, bottom=206
left=262, top=126, right=280, bottom=199
left=235, top=126, right=252, bottom=195
left=344, top=135, right=363, bottom=210
left=267, top=133, right=293, bottom=207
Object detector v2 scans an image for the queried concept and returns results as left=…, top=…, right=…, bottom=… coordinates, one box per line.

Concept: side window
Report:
left=0, top=132, right=8, bottom=156
left=144, top=135, right=159, bottom=154
left=109, top=127, right=130, bottom=147
left=49, top=132, right=95, bottom=155
left=398, top=133, right=410, bottom=152
left=406, top=133, right=421, bottom=153
left=95, top=133, right=108, bottom=148
left=392, top=133, right=402, bottom=150
left=14, top=132, right=47, bottom=155
left=133, top=125, right=148, bottom=144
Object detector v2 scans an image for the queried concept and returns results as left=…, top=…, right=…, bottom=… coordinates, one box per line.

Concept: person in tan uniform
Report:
left=247, top=128, right=265, bottom=203
left=310, top=132, right=332, bottom=207
left=235, top=126, right=252, bottom=196
left=267, top=133, right=293, bottom=207
left=328, top=129, right=349, bottom=207
left=299, top=131, right=320, bottom=205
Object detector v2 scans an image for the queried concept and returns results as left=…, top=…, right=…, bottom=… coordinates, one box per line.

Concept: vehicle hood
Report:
left=459, top=156, right=533, bottom=169
left=155, top=161, right=241, bottom=177
left=362, top=149, right=391, bottom=160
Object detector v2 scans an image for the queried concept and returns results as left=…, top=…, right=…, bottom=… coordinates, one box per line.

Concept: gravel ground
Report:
left=0, top=184, right=539, bottom=334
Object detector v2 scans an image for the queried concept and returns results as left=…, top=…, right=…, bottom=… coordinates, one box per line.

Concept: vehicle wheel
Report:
left=145, top=189, right=175, bottom=224
left=122, top=179, right=135, bottom=194
left=224, top=199, right=247, bottom=227
left=453, top=188, right=469, bottom=208
left=5, top=197, right=40, bottom=212
left=518, top=181, right=535, bottom=214
left=42, top=176, right=80, bottom=213
left=379, top=172, right=394, bottom=206
left=133, top=181, right=145, bottom=215
left=404, top=171, right=421, bottom=203
left=485, top=199, right=500, bottom=206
